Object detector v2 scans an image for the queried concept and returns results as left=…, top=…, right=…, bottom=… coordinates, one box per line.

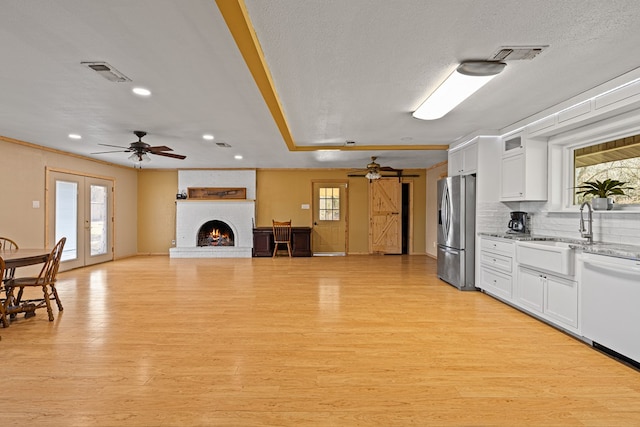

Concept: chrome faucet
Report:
left=579, top=201, right=593, bottom=244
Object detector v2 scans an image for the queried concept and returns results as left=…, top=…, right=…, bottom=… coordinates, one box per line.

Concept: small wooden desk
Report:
left=252, top=227, right=312, bottom=257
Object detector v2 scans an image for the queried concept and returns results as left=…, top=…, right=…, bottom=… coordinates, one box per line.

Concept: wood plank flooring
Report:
left=1, top=255, right=639, bottom=426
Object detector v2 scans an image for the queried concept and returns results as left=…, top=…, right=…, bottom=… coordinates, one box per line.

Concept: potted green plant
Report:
left=575, top=178, right=633, bottom=210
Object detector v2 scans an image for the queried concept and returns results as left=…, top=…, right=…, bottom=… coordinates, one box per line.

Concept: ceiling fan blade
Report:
left=148, top=145, right=173, bottom=153
left=379, top=166, right=400, bottom=171
left=152, top=151, right=186, bottom=160
left=91, top=149, right=131, bottom=154
left=98, top=143, right=130, bottom=149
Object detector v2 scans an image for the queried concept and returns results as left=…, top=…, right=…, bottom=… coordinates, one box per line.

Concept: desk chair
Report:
left=272, top=220, right=292, bottom=258
left=5, top=237, right=66, bottom=322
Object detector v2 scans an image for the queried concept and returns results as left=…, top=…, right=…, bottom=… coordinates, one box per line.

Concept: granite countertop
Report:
left=478, top=232, right=640, bottom=261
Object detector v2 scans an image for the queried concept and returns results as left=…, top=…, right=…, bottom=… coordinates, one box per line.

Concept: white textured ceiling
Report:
left=1, top=1, right=640, bottom=170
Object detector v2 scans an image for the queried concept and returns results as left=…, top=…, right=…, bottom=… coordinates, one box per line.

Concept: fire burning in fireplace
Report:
left=197, top=220, right=234, bottom=246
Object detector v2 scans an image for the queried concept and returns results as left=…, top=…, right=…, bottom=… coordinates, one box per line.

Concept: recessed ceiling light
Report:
left=68, top=133, right=82, bottom=139
left=234, top=155, right=243, bottom=160
left=203, top=134, right=215, bottom=141
left=132, top=87, right=151, bottom=96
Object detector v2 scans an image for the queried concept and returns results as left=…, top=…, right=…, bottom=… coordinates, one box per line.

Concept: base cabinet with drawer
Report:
left=478, top=236, right=515, bottom=301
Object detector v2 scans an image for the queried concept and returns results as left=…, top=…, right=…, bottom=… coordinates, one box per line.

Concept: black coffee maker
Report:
left=508, top=211, right=528, bottom=233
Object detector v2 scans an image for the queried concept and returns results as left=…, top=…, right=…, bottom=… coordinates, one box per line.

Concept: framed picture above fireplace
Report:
left=187, top=187, right=247, bottom=200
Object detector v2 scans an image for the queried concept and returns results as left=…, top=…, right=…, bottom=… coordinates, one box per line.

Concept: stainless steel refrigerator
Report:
left=437, top=175, right=476, bottom=291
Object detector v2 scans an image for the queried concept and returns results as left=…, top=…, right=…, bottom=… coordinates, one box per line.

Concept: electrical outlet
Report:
left=171, top=240, right=176, bottom=246
left=433, top=241, right=436, bottom=248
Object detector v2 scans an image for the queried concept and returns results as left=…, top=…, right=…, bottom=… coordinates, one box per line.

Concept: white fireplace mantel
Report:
left=169, top=170, right=256, bottom=258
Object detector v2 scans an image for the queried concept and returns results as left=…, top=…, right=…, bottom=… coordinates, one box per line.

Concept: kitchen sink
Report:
left=520, top=240, right=573, bottom=248
left=516, top=240, right=575, bottom=276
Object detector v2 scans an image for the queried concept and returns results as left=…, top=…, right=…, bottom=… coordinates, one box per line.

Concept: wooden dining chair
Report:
left=5, top=237, right=66, bottom=322
left=272, top=220, right=292, bottom=258
left=0, top=258, right=8, bottom=328
left=0, top=237, right=19, bottom=282
left=0, top=237, right=18, bottom=250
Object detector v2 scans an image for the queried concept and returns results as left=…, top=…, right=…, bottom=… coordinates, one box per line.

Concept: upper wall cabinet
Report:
left=448, top=140, right=478, bottom=176
left=500, top=133, right=548, bottom=201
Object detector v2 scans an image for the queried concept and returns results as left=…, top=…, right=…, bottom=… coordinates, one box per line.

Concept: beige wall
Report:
left=0, top=138, right=430, bottom=258
left=425, top=161, right=448, bottom=258
left=256, top=169, right=427, bottom=254
left=138, top=168, right=428, bottom=255
left=137, top=170, right=178, bottom=254
left=0, top=137, right=138, bottom=258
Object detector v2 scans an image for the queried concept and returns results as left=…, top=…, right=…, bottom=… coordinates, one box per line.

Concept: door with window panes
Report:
left=47, top=170, right=114, bottom=271
left=312, top=182, right=347, bottom=254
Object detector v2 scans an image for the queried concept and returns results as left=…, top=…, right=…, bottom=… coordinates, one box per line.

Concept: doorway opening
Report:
left=402, top=182, right=410, bottom=254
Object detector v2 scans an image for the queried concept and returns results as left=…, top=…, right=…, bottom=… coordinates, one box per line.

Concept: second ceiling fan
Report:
left=347, top=156, right=415, bottom=180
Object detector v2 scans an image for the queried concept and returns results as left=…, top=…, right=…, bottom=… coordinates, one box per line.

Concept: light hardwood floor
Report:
left=1, top=255, right=639, bottom=426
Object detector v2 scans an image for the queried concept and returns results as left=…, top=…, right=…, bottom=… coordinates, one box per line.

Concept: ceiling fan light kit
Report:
left=365, top=170, right=381, bottom=180
left=128, top=152, right=151, bottom=163
left=412, top=61, right=506, bottom=120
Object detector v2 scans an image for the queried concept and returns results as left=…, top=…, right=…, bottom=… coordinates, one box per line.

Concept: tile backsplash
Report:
left=477, top=200, right=640, bottom=245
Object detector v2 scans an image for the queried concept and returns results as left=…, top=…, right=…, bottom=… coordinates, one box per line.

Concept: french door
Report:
left=47, top=169, right=114, bottom=270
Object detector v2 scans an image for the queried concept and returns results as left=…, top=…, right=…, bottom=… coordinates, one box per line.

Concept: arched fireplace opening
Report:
left=197, top=220, right=235, bottom=246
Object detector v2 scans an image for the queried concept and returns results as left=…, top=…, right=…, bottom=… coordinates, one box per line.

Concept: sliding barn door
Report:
left=369, top=178, right=402, bottom=254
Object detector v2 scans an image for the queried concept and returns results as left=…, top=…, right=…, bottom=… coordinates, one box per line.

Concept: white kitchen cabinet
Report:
left=516, top=267, right=544, bottom=313
left=478, top=236, right=514, bottom=301
left=500, top=154, right=525, bottom=199
left=516, top=265, right=578, bottom=331
left=500, top=133, right=548, bottom=201
left=448, top=140, right=477, bottom=176
left=545, top=274, right=578, bottom=329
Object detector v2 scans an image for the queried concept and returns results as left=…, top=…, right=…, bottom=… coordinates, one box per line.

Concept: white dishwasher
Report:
left=582, top=253, right=640, bottom=365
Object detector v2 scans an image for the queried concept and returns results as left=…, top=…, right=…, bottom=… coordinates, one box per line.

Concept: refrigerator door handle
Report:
left=440, top=184, right=451, bottom=242
left=440, top=246, right=460, bottom=255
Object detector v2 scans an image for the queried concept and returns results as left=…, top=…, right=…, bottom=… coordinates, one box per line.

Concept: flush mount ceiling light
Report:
left=412, top=61, right=506, bottom=120
left=234, top=154, right=243, bottom=160
left=203, top=134, right=215, bottom=141
left=68, top=133, right=82, bottom=140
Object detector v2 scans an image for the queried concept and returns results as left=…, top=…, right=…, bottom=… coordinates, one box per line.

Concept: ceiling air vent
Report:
left=490, top=46, right=548, bottom=61
left=81, top=61, right=131, bottom=82
left=216, top=142, right=231, bottom=148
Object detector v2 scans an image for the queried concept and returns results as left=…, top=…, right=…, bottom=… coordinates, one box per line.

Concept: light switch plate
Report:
left=301, top=204, right=310, bottom=210
left=32, top=200, right=40, bottom=208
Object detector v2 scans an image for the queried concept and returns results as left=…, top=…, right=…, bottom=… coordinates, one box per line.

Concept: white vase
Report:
left=592, top=197, right=612, bottom=211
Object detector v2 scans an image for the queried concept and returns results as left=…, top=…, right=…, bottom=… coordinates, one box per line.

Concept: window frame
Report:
left=550, top=113, right=640, bottom=212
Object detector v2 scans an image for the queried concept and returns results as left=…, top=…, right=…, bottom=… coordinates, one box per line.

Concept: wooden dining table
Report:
left=1, top=248, right=51, bottom=284
left=1, top=248, right=50, bottom=271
